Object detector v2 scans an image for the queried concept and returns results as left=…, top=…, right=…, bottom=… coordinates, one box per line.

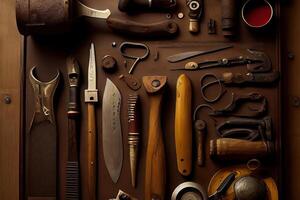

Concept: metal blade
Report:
left=167, top=45, right=233, bottom=63
left=102, top=78, right=123, bottom=183
left=76, top=0, right=111, bottom=19
left=88, top=43, right=96, bottom=90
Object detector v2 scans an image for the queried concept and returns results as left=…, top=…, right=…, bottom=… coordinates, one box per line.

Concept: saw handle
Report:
left=106, top=17, right=178, bottom=37
left=194, top=120, right=206, bottom=166
left=87, top=103, right=96, bottom=200
left=143, top=76, right=167, bottom=200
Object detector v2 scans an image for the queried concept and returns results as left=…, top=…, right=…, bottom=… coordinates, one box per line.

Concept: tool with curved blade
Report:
left=102, top=78, right=123, bottom=183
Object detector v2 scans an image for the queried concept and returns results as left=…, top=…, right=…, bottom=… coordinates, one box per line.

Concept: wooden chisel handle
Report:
left=175, top=74, right=192, bottom=176
left=194, top=120, right=206, bottom=166
left=143, top=76, right=167, bottom=200
left=106, top=17, right=178, bottom=37
left=87, top=103, right=96, bottom=200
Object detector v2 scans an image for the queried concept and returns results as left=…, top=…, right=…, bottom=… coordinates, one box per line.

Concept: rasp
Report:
left=66, top=56, right=80, bottom=200
left=84, top=43, right=98, bottom=200
left=102, top=78, right=123, bottom=183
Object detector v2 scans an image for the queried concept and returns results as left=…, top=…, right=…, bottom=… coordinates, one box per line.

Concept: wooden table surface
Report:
left=0, top=0, right=299, bottom=199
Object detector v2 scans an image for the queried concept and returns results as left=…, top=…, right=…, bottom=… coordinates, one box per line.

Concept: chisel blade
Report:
left=102, top=78, right=123, bottom=183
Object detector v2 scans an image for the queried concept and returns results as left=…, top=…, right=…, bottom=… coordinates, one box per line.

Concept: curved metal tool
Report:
left=120, top=42, right=150, bottom=74
left=209, top=93, right=268, bottom=118
left=171, top=182, right=208, bottom=200
left=208, top=172, right=236, bottom=200
left=29, top=67, right=60, bottom=131
left=171, top=49, right=272, bottom=72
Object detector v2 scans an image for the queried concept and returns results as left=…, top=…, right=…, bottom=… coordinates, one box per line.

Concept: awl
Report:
left=84, top=43, right=98, bottom=200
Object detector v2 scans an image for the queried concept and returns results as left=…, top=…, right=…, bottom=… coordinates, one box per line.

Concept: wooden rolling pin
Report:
left=175, top=74, right=192, bottom=176
left=210, top=138, right=274, bottom=160
left=143, top=76, right=167, bottom=200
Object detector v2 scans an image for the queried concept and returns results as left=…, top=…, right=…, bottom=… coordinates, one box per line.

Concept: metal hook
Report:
left=119, top=42, right=150, bottom=74
left=193, top=104, right=215, bottom=121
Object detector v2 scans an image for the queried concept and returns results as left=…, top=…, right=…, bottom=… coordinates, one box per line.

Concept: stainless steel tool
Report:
left=103, top=78, right=123, bottom=183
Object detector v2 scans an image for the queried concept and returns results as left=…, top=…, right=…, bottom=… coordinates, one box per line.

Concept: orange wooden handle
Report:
left=175, top=74, right=192, bottom=176
left=145, top=95, right=166, bottom=200
left=87, top=103, right=96, bottom=200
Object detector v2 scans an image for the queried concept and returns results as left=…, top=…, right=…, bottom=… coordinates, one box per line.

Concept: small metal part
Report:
left=208, top=19, right=216, bottom=34
left=200, top=73, right=226, bottom=103
left=177, top=12, right=184, bottom=19
left=171, top=182, right=208, bottom=200
left=101, top=55, right=117, bottom=72
left=119, top=42, right=150, bottom=74
left=187, top=0, right=203, bottom=33
left=151, top=79, right=161, bottom=87
left=112, top=42, right=117, bottom=47
left=247, top=159, right=261, bottom=171
left=3, top=95, right=11, bottom=104
left=234, top=176, right=267, bottom=200
left=291, top=96, right=300, bottom=107
left=166, top=13, right=173, bottom=19
left=119, top=74, right=142, bottom=91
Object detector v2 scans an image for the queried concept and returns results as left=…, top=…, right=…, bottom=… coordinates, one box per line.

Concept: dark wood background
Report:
left=0, top=0, right=299, bottom=199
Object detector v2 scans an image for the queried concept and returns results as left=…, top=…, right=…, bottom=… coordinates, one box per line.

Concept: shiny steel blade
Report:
left=88, top=43, right=96, bottom=90
left=167, top=45, right=233, bottom=63
left=102, top=78, right=123, bottom=183
left=76, top=1, right=111, bottom=19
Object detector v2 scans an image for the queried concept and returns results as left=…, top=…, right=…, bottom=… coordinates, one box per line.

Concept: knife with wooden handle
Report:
left=175, top=74, right=193, bottom=176
left=84, top=43, right=98, bottom=200
left=143, top=76, right=167, bottom=200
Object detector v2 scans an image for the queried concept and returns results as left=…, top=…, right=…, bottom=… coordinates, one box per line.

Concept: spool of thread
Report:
left=242, top=0, right=273, bottom=28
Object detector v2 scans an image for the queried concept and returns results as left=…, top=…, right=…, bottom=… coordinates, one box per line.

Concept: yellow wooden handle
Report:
left=87, top=103, right=96, bottom=200
left=175, top=74, right=192, bottom=176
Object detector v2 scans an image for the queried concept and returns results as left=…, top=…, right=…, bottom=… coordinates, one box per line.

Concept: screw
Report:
left=166, top=13, right=172, bottom=19
left=151, top=80, right=161, bottom=87
left=112, top=42, right=117, bottom=48
left=291, top=96, right=300, bottom=107
left=177, top=12, right=184, bottom=19
left=3, top=96, right=11, bottom=104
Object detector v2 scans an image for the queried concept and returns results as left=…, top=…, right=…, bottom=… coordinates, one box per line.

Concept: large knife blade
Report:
left=102, top=78, right=123, bottom=183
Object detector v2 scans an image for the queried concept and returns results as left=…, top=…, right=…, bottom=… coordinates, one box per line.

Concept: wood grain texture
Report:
left=86, top=103, right=96, bottom=200
left=0, top=0, right=21, bottom=199
left=175, top=74, right=192, bottom=176
left=143, top=76, right=167, bottom=200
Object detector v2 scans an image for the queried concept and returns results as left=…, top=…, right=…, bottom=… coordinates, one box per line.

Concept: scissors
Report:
left=120, top=42, right=150, bottom=74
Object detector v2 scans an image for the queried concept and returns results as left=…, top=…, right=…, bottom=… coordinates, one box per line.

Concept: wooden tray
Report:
left=20, top=0, right=282, bottom=199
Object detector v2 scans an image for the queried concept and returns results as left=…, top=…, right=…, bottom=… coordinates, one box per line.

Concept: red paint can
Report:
left=242, top=0, right=273, bottom=28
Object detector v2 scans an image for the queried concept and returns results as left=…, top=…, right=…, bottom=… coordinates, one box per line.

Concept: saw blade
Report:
left=102, top=78, right=123, bottom=183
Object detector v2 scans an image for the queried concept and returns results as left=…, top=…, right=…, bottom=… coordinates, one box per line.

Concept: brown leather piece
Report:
left=22, top=0, right=282, bottom=199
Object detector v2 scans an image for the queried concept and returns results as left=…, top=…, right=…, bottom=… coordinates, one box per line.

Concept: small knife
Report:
left=167, top=45, right=233, bottom=63
left=84, top=43, right=98, bottom=200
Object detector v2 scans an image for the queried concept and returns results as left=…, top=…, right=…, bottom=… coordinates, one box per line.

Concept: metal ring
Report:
left=193, top=104, right=215, bottom=121
left=189, top=1, right=200, bottom=11
left=171, top=182, right=207, bottom=200
left=200, top=73, right=226, bottom=103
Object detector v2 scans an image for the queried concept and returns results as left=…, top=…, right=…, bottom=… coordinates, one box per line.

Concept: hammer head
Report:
left=246, top=49, right=272, bottom=73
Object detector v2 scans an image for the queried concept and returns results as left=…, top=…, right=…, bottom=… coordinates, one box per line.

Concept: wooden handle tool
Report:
left=143, top=76, right=167, bottom=200
left=128, top=94, right=141, bottom=187
left=175, top=74, right=192, bottom=176
left=194, top=120, right=206, bottom=166
left=66, top=57, right=80, bottom=200
left=210, top=138, right=274, bottom=160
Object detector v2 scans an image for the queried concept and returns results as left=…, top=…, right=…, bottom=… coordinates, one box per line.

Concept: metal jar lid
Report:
left=171, top=182, right=208, bottom=200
